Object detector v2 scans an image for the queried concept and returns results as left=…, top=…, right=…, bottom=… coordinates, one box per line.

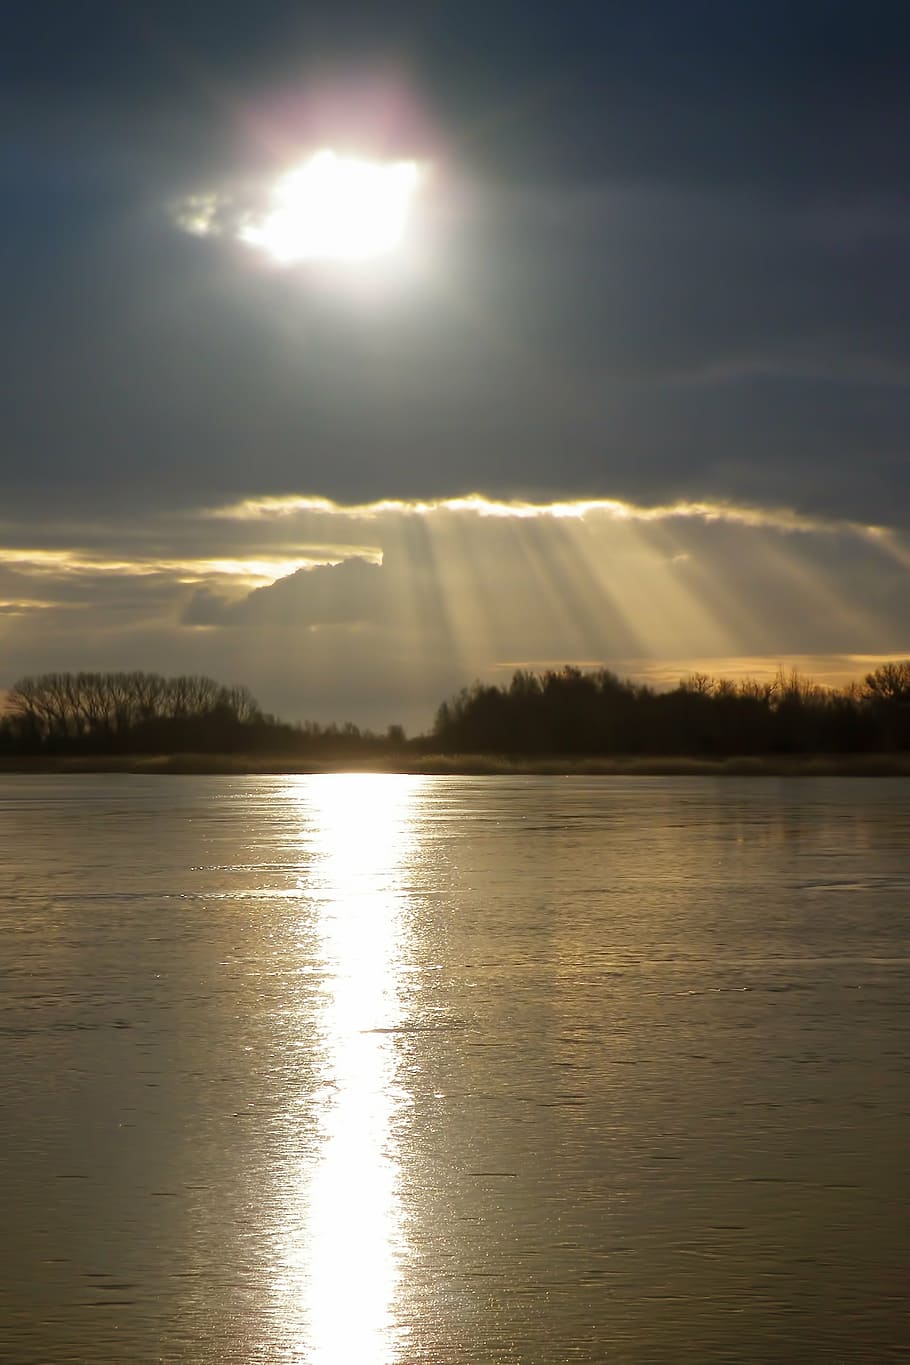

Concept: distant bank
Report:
left=5, top=664, right=910, bottom=770
left=2, top=753, right=910, bottom=777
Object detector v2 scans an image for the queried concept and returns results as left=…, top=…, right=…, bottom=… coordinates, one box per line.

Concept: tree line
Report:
left=1, top=662, right=910, bottom=758
left=0, top=670, right=400, bottom=757
left=430, top=662, right=910, bottom=756
left=0, top=671, right=261, bottom=754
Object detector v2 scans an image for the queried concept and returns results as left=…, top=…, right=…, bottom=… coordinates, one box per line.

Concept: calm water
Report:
left=1, top=775, right=909, bottom=1364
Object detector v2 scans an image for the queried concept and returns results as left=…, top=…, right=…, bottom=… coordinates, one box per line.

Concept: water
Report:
left=1, top=774, right=909, bottom=1364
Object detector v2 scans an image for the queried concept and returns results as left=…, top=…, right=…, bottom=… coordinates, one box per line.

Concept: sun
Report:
left=240, top=150, right=421, bottom=264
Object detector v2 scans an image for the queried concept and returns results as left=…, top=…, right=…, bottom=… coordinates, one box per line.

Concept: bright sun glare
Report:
left=241, top=149, right=420, bottom=264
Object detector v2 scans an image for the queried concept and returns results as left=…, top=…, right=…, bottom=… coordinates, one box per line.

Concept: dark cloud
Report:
left=183, top=556, right=387, bottom=627
left=3, top=1, right=909, bottom=713
left=7, top=2, right=910, bottom=187
left=4, top=176, right=909, bottom=527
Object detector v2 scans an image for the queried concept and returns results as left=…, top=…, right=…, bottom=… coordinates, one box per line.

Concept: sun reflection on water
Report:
left=273, top=775, right=423, bottom=1364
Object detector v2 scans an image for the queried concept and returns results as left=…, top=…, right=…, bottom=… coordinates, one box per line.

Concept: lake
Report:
left=1, top=774, right=909, bottom=1363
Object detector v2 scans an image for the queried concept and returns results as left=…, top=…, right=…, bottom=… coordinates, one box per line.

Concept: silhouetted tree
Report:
left=4, top=671, right=265, bottom=754
left=862, top=661, right=910, bottom=749
left=430, top=662, right=910, bottom=757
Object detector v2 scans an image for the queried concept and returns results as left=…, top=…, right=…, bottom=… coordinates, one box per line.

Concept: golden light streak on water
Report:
left=270, top=775, right=424, bottom=1364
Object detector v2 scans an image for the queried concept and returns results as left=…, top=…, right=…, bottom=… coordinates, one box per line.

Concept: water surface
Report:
left=2, top=775, right=909, bottom=1362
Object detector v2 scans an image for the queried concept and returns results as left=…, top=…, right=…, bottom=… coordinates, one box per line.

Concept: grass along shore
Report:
left=2, top=752, right=910, bottom=776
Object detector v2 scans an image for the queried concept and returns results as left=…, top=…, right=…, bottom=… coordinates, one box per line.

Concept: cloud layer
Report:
left=3, top=2, right=908, bottom=722
left=2, top=495, right=908, bottom=730
left=3, top=4, right=910, bottom=527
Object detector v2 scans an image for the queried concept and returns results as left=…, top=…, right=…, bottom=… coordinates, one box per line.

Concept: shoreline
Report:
left=2, top=752, right=910, bottom=777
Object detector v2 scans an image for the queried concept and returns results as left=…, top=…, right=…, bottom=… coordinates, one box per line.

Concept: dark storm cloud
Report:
left=5, top=181, right=910, bottom=528
left=7, top=1, right=910, bottom=187
left=3, top=0, right=910, bottom=527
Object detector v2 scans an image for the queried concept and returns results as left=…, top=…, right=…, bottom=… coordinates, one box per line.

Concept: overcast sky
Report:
left=3, top=1, right=909, bottom=729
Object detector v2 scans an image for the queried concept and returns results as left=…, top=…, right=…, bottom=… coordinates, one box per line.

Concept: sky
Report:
left=3, top=0, right=910, bottom=731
